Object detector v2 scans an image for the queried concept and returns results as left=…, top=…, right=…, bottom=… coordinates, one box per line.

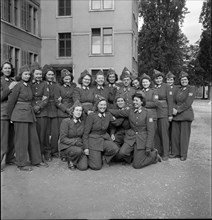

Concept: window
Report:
left=15, top=48, right=20, bottom=75
left=33, top=8, right=37, bottom=34
left=91, top=27, right=113, bottom=55
left=58, top=0, right=71, bottom=16
left=58, top=33, right=71, bottom=57
left=14, top=0, right=18, bottom=26
left=90, top=0, right=113, bottom=10
left=2, top=0, right=12, bottom=22
left=34, top=54, right=38, bottom=62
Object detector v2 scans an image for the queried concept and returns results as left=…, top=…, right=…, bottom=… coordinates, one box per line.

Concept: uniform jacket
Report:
left=109, top=108, right=154, bottom=150
left=107, top=83, right=120, bottom=108
left=173, top=85, right=195, bottom=121
left=142, top=88, right=160, bottom=120
left=83, top=111, right=115, bottom=151
left=59, top=118, right=84, bottom=151
left=46, top=81, right=60, bottom=118
left=93, top=84, right=114, bottom=104
left=7, top=81, right=36, bottom=123
left=115, top=86, right=136, bottom=108
left=1, top=75, right=14, bottom=120
left=30, top=80, right=49, bottom=117
left=73, top=86, right=95, bottom=113
left=154, top=83, right=173, bottom=118
left=57, top=84, right=75, bottom=117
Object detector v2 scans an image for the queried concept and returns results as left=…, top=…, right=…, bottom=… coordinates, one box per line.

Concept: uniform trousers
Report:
left=64, top=146, right=88, bottom=171
left=14, top=122, right=42, bottom=167
left=133, top=147, right=157, bottom=169
left=88, top=141, right=119, bottom=170
left=155, top=118, right=170, bottom=157
left=46, top=117, right=59, bottom=157
left=36, top=117, right=48, bottom=155
left=1, top=120, right=15, bottom=163
left=171, top=121, right=192, bottom=158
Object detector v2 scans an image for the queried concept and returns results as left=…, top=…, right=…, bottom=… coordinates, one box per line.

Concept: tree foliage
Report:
left=195, top=0, right=212, bottom=86
left=138, top=0, right=188, bottom=78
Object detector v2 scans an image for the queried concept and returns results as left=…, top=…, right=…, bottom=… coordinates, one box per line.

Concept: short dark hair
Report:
left=132, top=92, right=146, bottom=107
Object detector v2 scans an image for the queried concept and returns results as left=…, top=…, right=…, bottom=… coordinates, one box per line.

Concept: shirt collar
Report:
left=64, top=84, right=70, bottom=87
left=142, top=88, right=149, bottom=92
left=47, top=81, right=53, bottom=85
left=73, top=118, right=81, bottom=124
left=155, top=84, right=161, bottom=88
left=97, top=85, right=104, bottom=90
left=82, top=86, right=89, bottom=90
left=109, top=83, right=115, bottom=88
left=98, top=112, right=106, bottom=118
left=4, top=77, right=9, bottom=82
left=23, top=82, right=28, bottom=87
left=134, top=108, right=142, bottom=113
left=123, top=87, right=130, bottom=92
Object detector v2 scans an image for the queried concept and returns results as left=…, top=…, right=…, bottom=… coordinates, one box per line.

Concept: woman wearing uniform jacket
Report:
left=7, top=65, right=46, bottom=171
left=105, top=68, right=120, bottom=108
left=57, top=69, right=76, bottom=127
left=109, top=91, right=162, bottom=169
left=153, top=69, right=173, bottom=161
left=82, top=96, right=119, bottom=170
left=170, top=71, right=195, bottom=161
left=73, top=69, right=95, bottom=115
left=42, top=64, right=60, bottom=161
left=140, top=73, right=161, bottom=150
left=30, top=62, right=49, bottom=165
left=1, top=61, right=18, bottom=171
left=59, top=100, right=88, bottom=170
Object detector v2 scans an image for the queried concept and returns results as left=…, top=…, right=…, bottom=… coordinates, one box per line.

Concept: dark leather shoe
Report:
left=35, top=162, right=49, bottom=167
left=162, top=156, right=169, bottom=161
left=180, top=157, right=187, bottom=161
left=6, top=161, right=17, bottom=165
left=169, top=154, right=180, bottom=159
left=18, top=166, right=33, bottom=171
left=67, top=160, right=75, bottom=170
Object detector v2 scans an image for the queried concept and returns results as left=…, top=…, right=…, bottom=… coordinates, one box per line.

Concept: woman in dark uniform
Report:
left=59, top=100, right=88, bottom=170
left=57, top=69, right=76, bottom=127
left=42, top=64, right=60, bottom=161
left=170, top=71, right=195, bottom=161
left=153, top=69, right=173, bottom=161
left=7, top=65, right=46, bottom=171
left=73, top=69, right=95, bottom=115
left=30, top=62, right=49, bottom=165
left=83, top=97, right=119, bottom=170
left=1, top=61, right=18, bottom=171
left=109, top=91, right=161, bottom=169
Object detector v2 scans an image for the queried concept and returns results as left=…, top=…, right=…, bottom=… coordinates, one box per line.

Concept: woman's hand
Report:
left=84, top=149, right=89, bottom=155
left=173, top=108, right=178, bottom=115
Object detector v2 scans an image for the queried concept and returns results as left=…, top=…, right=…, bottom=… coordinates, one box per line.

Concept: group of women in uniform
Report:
left=1, top=61, right=196, bottom=172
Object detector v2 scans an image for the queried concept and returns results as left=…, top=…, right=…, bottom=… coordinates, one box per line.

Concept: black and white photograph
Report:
left=1, top=0, right=211, bottom=219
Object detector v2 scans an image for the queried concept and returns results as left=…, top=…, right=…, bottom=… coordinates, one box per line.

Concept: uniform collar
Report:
left=4, top=77, right=9, bottom=82
left=47, top=81, right=53, bottom=85
left=155, top=84, right=161, bottom=88
left=98, top=112, right=106, bottom=118
left=123, top=87, right=130, bottom=92
left=142, top=88, right=149, bottom=92
left=64, top=84, right=70, bottom=87
left=181, top=86, right=187, bottom=91
left=97, top=85, right=104, bottom=90
left=134, top=107, right=142, bottom=113
left=82, top=86, right=89, bottom=90
left=109, top=83, right=116, bottom=88
left=23, top=82, right=28, bottom=87
left=73, top=118, right=81, bottom=124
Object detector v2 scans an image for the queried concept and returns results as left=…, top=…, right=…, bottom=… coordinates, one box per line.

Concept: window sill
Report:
left=89, top=54, right=114, bottom=57
left=89, top=9, right=115, bottom=12
left=56, top=56, right=72, bottom=60
left=56, top=16, right=72, bottom=19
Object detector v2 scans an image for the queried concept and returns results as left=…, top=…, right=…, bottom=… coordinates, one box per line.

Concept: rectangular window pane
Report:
left=103, top=0, right=112, bottom=9
left=59, top=33, right=71, bottom=57
left=59, top=0, right=71, bottom=16
left=103, top=28, right=112, bottom=54
left=91, top=0, right=100, bottom=10
left=92, top=28, right=101, bottom=54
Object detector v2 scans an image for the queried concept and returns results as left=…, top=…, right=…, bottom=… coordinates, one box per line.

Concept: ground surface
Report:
left=1, top=99, right=211, bottom=219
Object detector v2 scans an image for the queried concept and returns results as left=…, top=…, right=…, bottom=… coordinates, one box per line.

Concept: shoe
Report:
left=180, top=157, right=187, bottom=161
left=162, top=156, right=169, bottom=161
left=67, top=160, right=75, bottom=170
left=35, top=162, right=49, bottom=167
left=153, top=149, right=162, bottom=163
left=61, top=157, right=67, bottom=162
left=6, top=160, right=17, bottom=165
left=18, top=166, right=33, bottom=171
left=169, top=154, right=180, bottom=159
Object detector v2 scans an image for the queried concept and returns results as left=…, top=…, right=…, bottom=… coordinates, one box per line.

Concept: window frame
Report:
left=89, top=0, right=114, bottom=11
left=58, top=0, right=72, bottom=17
left=90, top=27, right=114, bottom=56
left=58, top=32, right=72, bottom=58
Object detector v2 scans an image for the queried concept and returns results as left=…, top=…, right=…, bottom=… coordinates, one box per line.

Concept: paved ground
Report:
left=1, top=99, right=211, bottom=219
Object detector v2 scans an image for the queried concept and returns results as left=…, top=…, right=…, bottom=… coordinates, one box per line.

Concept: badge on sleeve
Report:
left=154, top=95, right=159, bottom=100
left=189, top=93, right=193, bottom=96
left=149, top=118, right=153, bottom=122
left=169, top=91, right=172, bottom=95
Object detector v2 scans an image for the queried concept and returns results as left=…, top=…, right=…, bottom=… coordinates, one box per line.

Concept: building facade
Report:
left=1, top=0, right=41, bottom=74
left=1, top=0, right=138, bottom=81
left=40, top=0, right=138, bottom=82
